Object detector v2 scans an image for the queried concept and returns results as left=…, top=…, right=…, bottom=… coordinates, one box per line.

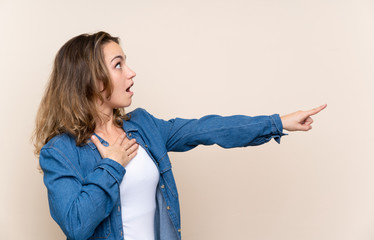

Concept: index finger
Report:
left=307, top=104, right=327, bottom=116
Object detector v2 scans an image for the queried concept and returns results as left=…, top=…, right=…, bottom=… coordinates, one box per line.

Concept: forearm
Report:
left=164, top=113, right=286, bottom=152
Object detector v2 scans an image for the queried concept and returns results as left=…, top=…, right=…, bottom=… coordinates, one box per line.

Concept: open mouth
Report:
left=126, top=84, right=134, bottom=93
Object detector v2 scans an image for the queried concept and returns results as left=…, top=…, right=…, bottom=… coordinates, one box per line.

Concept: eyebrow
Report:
left=110, top=55, right=127, bottom=63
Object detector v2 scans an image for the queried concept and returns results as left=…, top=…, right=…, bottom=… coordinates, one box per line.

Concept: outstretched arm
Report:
left=132, top=108, right=286, bottom=152
left=281, top=104, right=327, bottom=131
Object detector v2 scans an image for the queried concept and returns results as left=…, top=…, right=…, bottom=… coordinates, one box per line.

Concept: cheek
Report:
left=111, top=81, right=126, bottom=97
left=114, top=80, right=126, bottom=92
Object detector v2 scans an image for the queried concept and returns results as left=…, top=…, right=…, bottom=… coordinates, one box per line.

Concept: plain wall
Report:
left=1, top=0, right=374, bottom=239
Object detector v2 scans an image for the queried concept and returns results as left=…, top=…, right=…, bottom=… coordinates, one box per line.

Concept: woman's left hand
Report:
left=280, top=104, right=327, bottom=131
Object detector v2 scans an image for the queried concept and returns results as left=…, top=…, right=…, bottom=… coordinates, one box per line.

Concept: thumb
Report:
left=296, top=111, right=310, bottom=124
left=91, top=135, right=105, bottom=156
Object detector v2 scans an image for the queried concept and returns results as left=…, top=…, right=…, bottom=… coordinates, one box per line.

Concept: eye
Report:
left=115, top=62, right=122, bottom=69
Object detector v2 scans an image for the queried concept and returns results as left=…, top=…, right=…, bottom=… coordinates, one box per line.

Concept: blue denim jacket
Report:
left=40, top=108, right=286, bottom=240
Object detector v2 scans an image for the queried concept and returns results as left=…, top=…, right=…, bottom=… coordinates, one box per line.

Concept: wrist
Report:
left=280, top=115, right=290, bottom=131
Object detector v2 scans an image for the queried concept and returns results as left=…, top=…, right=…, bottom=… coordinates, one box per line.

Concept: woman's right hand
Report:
left=280, top=104, right=327, bottom=131
left=91, top=133, right=139, bottom=167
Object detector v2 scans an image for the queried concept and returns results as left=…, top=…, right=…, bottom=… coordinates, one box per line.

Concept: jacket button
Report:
left=167, top=206, right=171, bottom=210
left=145, top=144, right=148, bottom=148
left=118, top=206, right=120, bottom=212
left=128, top=133, right=132, bottom=137
left=121, top=231, right=123, bottom=236
left=161, top=185, right=165, bottom=189
left=178, top=229, right=181, bottom=233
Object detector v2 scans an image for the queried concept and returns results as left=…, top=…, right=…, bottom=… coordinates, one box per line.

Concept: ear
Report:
left=97, top=79, right=105, bottom=92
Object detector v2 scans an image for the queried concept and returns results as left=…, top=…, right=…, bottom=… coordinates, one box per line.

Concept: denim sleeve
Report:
left=144, top=109, right=287, bottom=152
left=40, top=147, right=125, bottom=240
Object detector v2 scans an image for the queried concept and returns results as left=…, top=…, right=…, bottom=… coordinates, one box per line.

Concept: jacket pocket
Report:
left=89, top=217, right=111, bottom=239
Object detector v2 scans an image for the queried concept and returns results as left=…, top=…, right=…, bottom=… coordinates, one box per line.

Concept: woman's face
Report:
left=100, top=41, right=136, bottom=111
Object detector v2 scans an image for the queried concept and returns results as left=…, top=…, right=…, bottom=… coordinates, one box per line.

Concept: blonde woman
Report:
left=33, top=31, right=326, bottom=240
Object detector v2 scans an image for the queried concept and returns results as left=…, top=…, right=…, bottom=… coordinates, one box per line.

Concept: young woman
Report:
left=33, top=31, right=326, bottom=240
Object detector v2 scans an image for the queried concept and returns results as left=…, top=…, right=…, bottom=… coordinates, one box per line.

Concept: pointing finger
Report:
left=307, top=104, right=327, bottom=116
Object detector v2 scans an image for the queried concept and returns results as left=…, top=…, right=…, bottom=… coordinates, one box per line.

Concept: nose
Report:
left=127, top=65, right=136, bottom=79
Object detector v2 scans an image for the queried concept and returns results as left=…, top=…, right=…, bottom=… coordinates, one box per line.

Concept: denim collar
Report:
left=87, top=133, right=107, bottom=150
left=87, top=118, right=139, bottom=150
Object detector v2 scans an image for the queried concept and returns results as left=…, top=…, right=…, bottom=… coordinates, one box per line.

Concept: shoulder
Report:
left=40, top=133, right=79, bottom=157
left=124, top=108, right=172, bottom=134
left=127, top=108, right=151, bottom=119
left=39, top=133, right=84, bottom=173
left=39, top=133, right=87, bottom=180
left=126, top=108, right=159, bottom=124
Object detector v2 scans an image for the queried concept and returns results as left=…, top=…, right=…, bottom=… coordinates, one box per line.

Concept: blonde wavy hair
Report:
left=32, top=31, right=129, bottom=157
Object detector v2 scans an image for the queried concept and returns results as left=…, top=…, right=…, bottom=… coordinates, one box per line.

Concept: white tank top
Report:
left=119, top=145, right=160, bottom=240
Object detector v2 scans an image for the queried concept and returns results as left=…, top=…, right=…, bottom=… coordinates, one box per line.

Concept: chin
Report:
left=121, top=101, right=132, bottom=108
left=112, top=97, right=132, bottom=109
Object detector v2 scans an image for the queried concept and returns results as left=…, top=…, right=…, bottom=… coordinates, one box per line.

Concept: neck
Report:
left=95, top=107, right=116, bottom=136
left=95, top=118, right=115, bottom=135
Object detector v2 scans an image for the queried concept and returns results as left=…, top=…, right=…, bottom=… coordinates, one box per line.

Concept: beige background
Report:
left=1, top=0, right=374, bottom=239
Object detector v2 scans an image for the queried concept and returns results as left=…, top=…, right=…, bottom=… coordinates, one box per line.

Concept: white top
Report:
left=119, top=145, right=160, bottom=240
